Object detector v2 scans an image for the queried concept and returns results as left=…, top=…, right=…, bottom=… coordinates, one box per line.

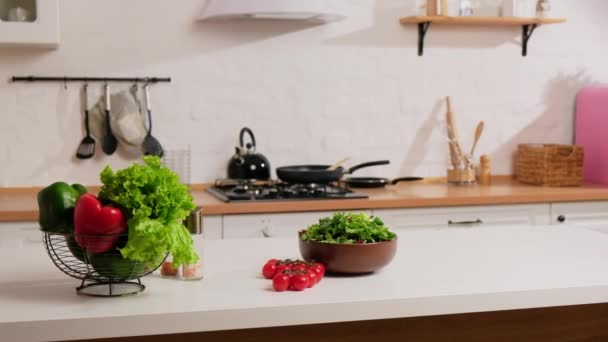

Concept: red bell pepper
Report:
left=74, top=194, right=127, bottom=254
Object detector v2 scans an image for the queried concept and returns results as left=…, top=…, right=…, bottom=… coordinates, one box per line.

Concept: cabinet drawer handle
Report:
left=448, top=219, right=483, bottom=226
left=557, top=215, right=566, bottom=223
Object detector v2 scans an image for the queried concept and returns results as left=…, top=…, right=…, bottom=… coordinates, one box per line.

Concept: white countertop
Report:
left=3, top=225, right=608, bottom=342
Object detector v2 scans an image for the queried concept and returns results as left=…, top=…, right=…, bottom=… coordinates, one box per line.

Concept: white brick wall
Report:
left=1, top=0, right=607, bottom=187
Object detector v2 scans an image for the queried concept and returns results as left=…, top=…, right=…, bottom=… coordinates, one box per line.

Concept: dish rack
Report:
left=42, top=232, right=164, bottom=297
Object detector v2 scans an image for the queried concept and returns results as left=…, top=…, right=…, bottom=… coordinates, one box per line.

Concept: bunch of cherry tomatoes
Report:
left=262, top=259, right=326, bottom=292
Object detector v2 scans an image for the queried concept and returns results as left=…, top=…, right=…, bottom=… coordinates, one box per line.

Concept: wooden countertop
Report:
left=4, top=178, right=608, bottom=222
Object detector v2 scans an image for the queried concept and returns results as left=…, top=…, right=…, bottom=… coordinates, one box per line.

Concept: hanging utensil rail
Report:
left=10, top=76, right=171, bottom=83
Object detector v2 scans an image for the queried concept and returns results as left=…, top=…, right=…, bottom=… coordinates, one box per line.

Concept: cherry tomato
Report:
left=311, top=268, right=324, bottom=282
left=306, top=270, right=318, bottom=287
left=275, top=263, right=289, bottom=274
left=312, top=263, right=326, bottom=278
left=272, top=273, right=290, bottom=292
left=312, top=262, right=325, bottom=271
left=291, top=263, right=308, bottom=272
left=262, top=262, right=277, bottom=279
left=290, top=274, right=309, bottom=291
left=266, top=259, right=278, bottom=266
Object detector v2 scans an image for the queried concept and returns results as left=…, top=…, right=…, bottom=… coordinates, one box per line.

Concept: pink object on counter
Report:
left=575, top=86, right=608, bottom=184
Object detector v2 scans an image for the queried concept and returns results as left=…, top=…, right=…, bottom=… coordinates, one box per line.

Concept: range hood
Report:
left=199, top=0, right=345, bottom=23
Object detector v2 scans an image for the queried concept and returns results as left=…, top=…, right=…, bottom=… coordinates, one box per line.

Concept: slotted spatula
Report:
left=76, top=84, right=95, bottom=159
left=142, top=84, right=164, bottom=157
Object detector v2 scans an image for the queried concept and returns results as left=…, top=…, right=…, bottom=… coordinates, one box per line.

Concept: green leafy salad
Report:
left=99, top=156, right=197, bottom=268
left=299, top=212, right=397, bottom=244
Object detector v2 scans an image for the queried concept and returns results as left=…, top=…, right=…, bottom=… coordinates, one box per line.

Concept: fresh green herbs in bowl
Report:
left=298, top=213, right=398, bottom=273
left=299, top=212, right=397, bottom=244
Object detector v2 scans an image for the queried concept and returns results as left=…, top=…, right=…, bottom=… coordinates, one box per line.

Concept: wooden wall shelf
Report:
left=399, top=16, right=567, bottom=56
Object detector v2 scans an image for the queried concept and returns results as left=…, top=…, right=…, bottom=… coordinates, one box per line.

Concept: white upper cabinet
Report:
left=0, top=0, right=59, bottom=47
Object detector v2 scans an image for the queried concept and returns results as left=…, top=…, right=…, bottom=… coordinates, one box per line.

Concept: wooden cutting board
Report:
left=575, top=86, right=608, bottom=185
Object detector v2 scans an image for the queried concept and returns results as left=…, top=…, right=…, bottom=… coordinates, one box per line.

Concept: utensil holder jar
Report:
left=447, top=168, right=476, bottom=184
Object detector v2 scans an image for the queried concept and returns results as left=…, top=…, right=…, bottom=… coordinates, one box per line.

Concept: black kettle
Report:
left=227, top=127, right=271, bottom=180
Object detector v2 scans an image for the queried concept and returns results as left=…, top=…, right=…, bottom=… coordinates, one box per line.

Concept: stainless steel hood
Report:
left=199, top=0, right=345, bottom=23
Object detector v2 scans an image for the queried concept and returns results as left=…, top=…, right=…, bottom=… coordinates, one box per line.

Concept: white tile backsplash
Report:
left=0, top=0, right=606, bottom=187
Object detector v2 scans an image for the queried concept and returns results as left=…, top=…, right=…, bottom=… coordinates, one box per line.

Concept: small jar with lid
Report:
left=159, top=207, right=204, bottom=281
left=182, top=207, right=204, bottom=280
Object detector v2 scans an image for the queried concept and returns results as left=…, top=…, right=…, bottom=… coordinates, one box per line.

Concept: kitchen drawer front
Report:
left=223, top=210, right=372, bottom=239
left=551, top=202, right=608, bottom=230
left=202, top=216, right=223, bottom=240
left=373, top=204, right=551, bottom=230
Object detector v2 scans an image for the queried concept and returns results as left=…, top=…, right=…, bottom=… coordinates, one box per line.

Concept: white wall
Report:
left=1, top=0, right=606, bottom=187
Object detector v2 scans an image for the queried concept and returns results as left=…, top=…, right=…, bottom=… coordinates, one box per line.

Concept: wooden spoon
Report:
left=327, top=157, right=351, bottom=171
left=469, top=121, right=485, bottom=157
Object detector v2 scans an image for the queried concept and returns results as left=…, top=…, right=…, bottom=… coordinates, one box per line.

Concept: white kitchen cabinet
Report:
left=202, top=216, right=223, bottom=240
left=373, top=204, right=551, bottom=231
left=551, top=202, right=608, bottom=232
left=222, top=210, right=372, bottom=239
left=0, top=0, right=59, bottom=47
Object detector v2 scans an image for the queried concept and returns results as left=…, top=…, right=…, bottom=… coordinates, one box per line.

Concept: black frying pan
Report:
left=345, top=177, right=424, bottom=188
left=276, top=160, right=390, bottom=184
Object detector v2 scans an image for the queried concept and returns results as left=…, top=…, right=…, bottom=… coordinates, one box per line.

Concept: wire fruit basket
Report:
left=42, top=232, right=164, bottom=297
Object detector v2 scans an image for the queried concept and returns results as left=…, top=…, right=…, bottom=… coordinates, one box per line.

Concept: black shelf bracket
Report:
left=521, top=24, right=538, bottom=57
left=417, top=22, right=431, bottom=56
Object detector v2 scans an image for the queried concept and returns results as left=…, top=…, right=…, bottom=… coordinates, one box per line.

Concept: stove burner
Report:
left=207, top=180, right=367, bottom=202
left=233, top=184, right=262, bottom=196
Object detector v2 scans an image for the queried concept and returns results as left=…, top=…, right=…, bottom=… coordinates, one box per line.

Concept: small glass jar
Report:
left=181, top=261, right=203, bottom=281
left=158, top=207, right=204, bottom=281
left=536, top=0, right=551, bottom=18
left=446, top=152, right=476, bottom=185
left=460, top=0, right=473, bottom=16
left=159, top=259, right=203, bottom=281
left=160, top=256, right=180, bottom=279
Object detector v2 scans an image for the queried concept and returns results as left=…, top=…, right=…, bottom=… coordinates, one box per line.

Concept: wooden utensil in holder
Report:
left=445, top=97, right=482, bottom=185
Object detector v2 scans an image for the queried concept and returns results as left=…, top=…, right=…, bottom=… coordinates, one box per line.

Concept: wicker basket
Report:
left=516, top=144, right=584, bottom=187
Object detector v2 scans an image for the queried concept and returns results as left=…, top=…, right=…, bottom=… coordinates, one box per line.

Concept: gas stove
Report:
left=207, top=179, right=368, bottom=202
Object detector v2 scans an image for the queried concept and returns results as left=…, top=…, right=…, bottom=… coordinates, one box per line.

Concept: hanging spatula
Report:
left=142, top=83, right=164, bottom=157
left=76, top=84, right=95, bottom=159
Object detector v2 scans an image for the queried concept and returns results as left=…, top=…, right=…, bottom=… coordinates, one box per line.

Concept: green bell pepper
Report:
left=37, top=182, right=87, bottom=234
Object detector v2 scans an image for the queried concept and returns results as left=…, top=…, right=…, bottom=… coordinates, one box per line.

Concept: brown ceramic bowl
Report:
left=298, top=237, right=398, bottom=274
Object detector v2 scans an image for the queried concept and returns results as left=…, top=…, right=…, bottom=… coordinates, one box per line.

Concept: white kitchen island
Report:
left=2, top=225, right=608, bottom=342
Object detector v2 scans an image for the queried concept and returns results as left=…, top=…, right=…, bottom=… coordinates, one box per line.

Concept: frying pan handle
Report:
left=391, top=177, right=424, bottom=185
left=347, top=160, right=390, bottom=174
left=239, top=127, right=256, bottom=150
